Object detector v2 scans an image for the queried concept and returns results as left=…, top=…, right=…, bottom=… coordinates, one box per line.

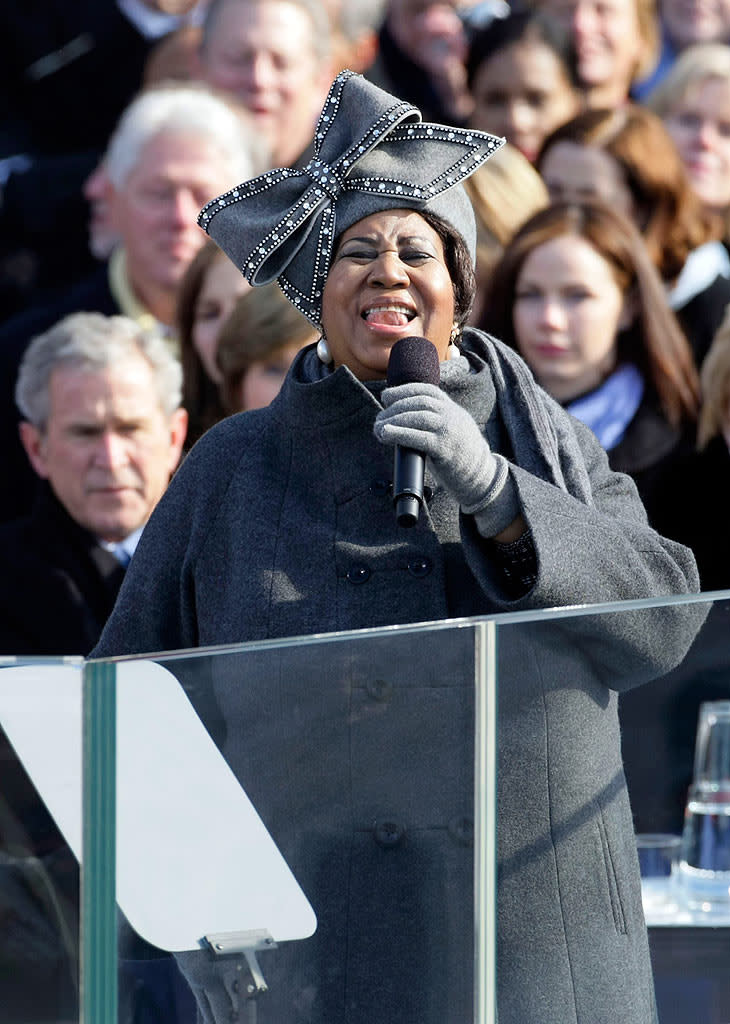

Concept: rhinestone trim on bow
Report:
left=198, top=70, right=505, bottom=325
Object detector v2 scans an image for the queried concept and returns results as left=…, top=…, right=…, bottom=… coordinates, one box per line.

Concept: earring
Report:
left=316, top=335, right=332, bottom=364
left=447, top=323, right=461, bottom=360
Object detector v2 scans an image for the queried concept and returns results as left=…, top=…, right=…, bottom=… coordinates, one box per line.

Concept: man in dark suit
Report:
left=0, top=310, right=187, bottom=1021
left=0, top=310, right=188, bottom=656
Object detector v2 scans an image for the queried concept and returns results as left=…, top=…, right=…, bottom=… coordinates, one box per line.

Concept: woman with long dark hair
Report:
left=482, top=198, right=700, bottom=541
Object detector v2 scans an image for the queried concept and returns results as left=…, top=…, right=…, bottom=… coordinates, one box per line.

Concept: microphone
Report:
left=386, top=336, right=441, bottom=527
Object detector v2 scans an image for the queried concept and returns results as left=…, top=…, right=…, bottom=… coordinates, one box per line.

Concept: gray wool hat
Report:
left=198, top=69, right=505, bottom=327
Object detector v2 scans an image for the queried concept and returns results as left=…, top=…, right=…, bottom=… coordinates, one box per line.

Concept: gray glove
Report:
left=374, top=382, right=521, bottom=537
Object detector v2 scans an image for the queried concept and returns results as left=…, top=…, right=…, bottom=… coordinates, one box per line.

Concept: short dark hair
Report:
left=419, top=209, right=477, bottom=328
left=466, top=10, right=580, bottom=91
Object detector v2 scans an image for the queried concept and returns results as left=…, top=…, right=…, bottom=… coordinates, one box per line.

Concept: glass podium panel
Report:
left=487, top=590, right=728, bottom=1024
left=2, top=589, right=727, bottom=1023
left=0, top=656, right=84, bottom=1024
left=100, top=620, right=495, bottom=1024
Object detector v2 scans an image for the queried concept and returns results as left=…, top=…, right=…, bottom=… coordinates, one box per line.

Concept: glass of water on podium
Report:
left=678, top=701, right=730, bottom=911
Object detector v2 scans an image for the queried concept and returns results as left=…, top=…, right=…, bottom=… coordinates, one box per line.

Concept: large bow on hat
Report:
left=199, top=70, right=504, bottom=326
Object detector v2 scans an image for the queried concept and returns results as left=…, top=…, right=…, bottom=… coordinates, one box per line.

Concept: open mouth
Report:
left=362, top=303, right=416, bottom=327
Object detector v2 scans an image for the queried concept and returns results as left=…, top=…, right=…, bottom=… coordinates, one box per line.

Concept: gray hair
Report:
left=201, top=0, right=332, bottom=62
left=104, top=82, right=260, bottom=188
left=16, top=313, right=183, bottom=429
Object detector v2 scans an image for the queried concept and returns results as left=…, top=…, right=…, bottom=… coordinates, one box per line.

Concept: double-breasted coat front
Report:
left=94, top=331, right=704, bottom=1024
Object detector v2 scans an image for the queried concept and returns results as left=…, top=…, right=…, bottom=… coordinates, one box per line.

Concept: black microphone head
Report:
left=386, top=337, right=441, bottom=388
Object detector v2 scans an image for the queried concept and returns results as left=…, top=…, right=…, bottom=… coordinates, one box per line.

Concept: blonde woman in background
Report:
left=648, top=43, right=730, bottom=245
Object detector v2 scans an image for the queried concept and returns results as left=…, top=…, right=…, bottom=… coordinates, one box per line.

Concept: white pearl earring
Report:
left=447, top=324, right=461, bottom=360
left=316, top=336, right=332, bottom=364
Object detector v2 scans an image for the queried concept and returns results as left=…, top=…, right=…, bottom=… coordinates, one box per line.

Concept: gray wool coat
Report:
left=94, top=329, right=704, bottom=1024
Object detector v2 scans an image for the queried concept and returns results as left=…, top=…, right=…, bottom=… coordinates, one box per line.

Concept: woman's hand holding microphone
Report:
left=374, top=382, right=523, bottom=540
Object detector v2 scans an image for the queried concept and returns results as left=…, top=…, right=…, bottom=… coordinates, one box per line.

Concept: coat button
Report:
left=373, top=820, right=405, bottom=848
left=370, top=477, right=391, bottom=497
left=346, top=563, right=371, bottom=584
left=366, top=678, right=393, bottom=702
left=407, top=556, right=432, bottom=578
left=448, top=815, right=474, bottom=847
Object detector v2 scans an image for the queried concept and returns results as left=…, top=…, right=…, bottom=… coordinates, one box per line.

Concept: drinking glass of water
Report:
left=636, top=834, right=681, bottom=914
left=678, top=700, right=730, bottom=911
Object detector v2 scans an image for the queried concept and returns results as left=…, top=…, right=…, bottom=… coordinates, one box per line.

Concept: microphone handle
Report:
left=393, top=446, right=425, bottom=528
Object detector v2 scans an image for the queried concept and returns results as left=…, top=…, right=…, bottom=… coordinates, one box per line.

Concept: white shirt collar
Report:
left=667, top=241, right=730, bottom=310
left=99, top=525, right=146, bottom=566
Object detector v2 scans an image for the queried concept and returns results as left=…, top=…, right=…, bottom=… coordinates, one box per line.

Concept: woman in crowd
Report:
left=216, top=281, right=318, bottom=413
left=482, top=198, right=700, bottom=543
left=648, top=43, right=730, bottom=243
left=466, top=8, right=582, bottom=165
left=175, top=238, right=251, bottom=447
left=537, top=103, right=730, bottom=363
left=94, top=71, right=703, bottom=1024
left=462, top=141, right=550, bottom=324
left=533, top=0, right=661, bottom=107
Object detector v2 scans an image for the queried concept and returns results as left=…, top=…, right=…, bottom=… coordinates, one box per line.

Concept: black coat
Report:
left=0, top=264, right=118, bottom=525
left=0, top=480, right=126, bottom=655
left=606, top=392, right=697, bottom=547
left=0, top=0, right=156, bottom=318
left=0, top=0, right=153, bottom=160
left=674, top=272, right=730, bottom=367
left=652, top=434, right=730, bottom=594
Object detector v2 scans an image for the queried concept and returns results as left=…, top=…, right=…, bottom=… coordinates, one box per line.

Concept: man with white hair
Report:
left=0, top=82, right=257, bottom=524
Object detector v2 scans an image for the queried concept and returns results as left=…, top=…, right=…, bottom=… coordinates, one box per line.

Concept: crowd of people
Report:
left=1, top=0, right=729, bottom=607
left=1, top=1, right=730, bottom=1022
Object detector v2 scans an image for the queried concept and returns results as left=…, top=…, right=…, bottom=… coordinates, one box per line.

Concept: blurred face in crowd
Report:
left=538, top=0, right=643, bottom=105
left=660, top=0, right=730, bottom=50
left=144, top=0, right=203, bottom=11
left=470, top=39, right=581, bottom=163
left=193, top=253, right=252, bottom=383
left=321, top=209, right=456, bottom=380
left=539, top=141, right=637, bottom=216
left=512, top=233, right=629, bottom=401
left=108, top=130, right=235, bottom=320
left=387, top=0, right=477, bottom=73
left=199, top=0, right=331, bottom=165
left=239, top=339, right=315, bottom=409
left=664, top=77, right=730, bottom=214
left=20, top=354, right=188, bottom=543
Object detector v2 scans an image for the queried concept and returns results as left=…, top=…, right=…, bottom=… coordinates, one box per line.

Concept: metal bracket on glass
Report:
left=204, top=929, right=278, bottom=994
